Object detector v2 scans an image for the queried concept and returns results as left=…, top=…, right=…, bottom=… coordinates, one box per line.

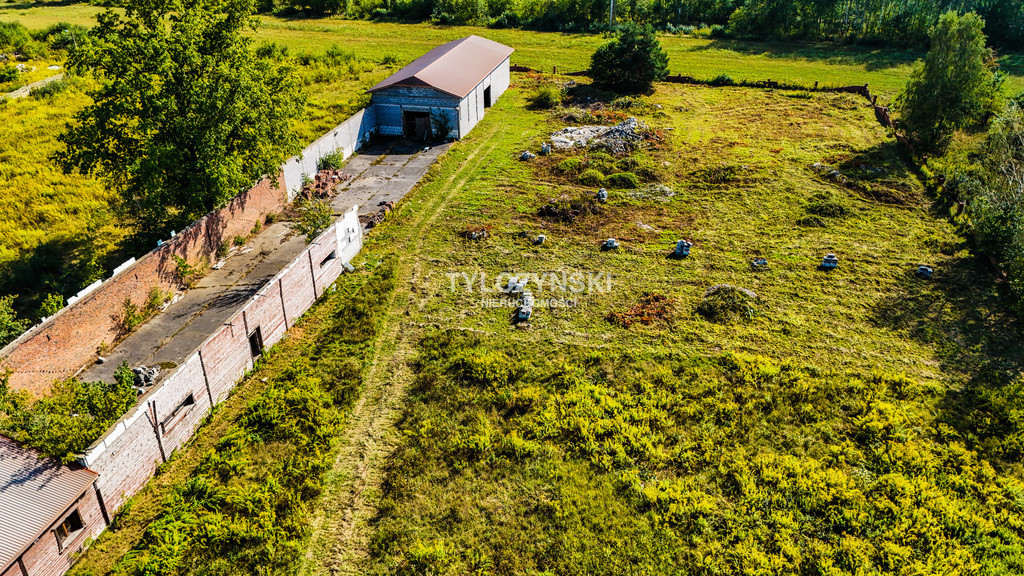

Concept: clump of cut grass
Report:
left=605, top=172, right=640, bottom=189
left=805, top=192, right=849, bottom=218
left=695, top=284, right=759, bottom=324
left=578, top=168, right=604, bottom=186
left=528, top=84, right=561, bottom=109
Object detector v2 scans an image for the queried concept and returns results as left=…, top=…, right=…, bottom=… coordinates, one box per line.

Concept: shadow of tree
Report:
left=870, top=251, right=1024, bottom=467
left=689, top=39, right=922, bottom=72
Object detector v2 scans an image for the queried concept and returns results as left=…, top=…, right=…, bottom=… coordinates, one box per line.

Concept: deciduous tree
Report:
left=897, top=11, right=999, bottom=151
left=56, top=0, right=304, bottom=232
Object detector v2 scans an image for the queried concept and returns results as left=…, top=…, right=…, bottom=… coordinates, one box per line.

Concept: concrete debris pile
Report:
left=551, top=117, right=647, bottom=154
left=300, top=168, right=351, bottom=200
left=627, top=184, right=675, bottom=203
left=811, top=162, right=847, bottom=185
left=133, top=365, right=160, bottom=389
left=365, top=200, right=395, bottom=229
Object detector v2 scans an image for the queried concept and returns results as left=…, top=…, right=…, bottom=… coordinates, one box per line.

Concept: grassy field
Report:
left=56, top=67, right=1024, bottom=575
left=346, top=82, right=1024, bottom=574
left=4, top=4, right=1024, bottom=98
left=1, top=4, right=1023, bottom=318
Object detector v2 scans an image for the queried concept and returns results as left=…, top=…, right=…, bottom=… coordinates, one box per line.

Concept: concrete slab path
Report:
left=80, top=139, right=448, bottom=384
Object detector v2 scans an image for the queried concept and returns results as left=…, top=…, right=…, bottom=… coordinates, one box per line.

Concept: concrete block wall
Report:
left=281, top=106, right=378, bottom=200
left=1, top=106, right=376, bottom=397
left=79, top=207, right=362, bottom=517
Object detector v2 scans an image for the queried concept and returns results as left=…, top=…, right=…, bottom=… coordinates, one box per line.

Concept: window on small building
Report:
left=55, top=509, right=84, bottom=552
left=249, top=327, right=264, bottom=359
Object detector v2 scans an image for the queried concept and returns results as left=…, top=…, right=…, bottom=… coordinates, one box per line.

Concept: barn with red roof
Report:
left=368, top=35, right=513, bottom=140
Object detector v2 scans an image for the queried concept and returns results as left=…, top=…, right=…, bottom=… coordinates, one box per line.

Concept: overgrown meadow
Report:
left=2, top=8, right=1024, bottom=575
left=351, top=83, right=1024, bottom=573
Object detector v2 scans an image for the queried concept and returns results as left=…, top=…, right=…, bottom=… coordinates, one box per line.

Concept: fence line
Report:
left=79, top=206, right=362, bottom=516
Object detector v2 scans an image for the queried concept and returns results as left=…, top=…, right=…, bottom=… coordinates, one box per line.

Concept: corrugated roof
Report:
left=0, top=435, right=96, bottom=571
left=368, top=35, right=514, bottom=99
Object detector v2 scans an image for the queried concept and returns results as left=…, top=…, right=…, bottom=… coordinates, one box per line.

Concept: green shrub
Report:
left=578, top=169, right=604, bottom=186
left=528, top=85, right=562, bottom=109
left=709, top=74, right=736, bottom=87
left=805, top=192, right=848, bottom=218
left=556, top=157, right=585, bottom=174
left=0, top=294, right=27, bottom=347
left=0, top=21, right=30, bottom=51
left=290, top=199, right=334, bottom=243
left=0, top=64, right=17, bottom=84
left=605, top=172, right=640, bottom=189
left=695, top=284, right=759, bottom=323
left=318, top=149, right=346, bottom=171
left=586, top=151, right=615, bottom=173
left=0, top=373, right=137, bottom=463
left=30, top=79, right=69, bottom=100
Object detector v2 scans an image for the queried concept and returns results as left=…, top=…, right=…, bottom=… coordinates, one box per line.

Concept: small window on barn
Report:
left=320, top=250, right=337, bottom=267
left=249, top=327, right=264, bottom=359
left=55, top=509, right=84, bottom=552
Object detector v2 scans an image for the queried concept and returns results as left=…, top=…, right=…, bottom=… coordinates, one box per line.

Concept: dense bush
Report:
left=604, top=172, right=640, bottom=189
left=290, top=199, right=334, bottom=243
left=897, top=12, right=1000, bottom=151
left=0, top=373, right=138, bottom=463
left=589, top=23, right=669, bottom=94
left=0, top=64, right=17, bottom=84
left=578, top=168, right=604, bottom=186
left=0, top=294, right=26, bottom=347
left=370, top=332, right=1024, bottom=574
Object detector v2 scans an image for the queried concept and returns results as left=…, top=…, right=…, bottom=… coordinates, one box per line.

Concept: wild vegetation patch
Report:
left=370, top=331, right=1024, bottom=574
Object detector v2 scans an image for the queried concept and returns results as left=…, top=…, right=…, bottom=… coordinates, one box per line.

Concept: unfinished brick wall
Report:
left=80, top=208, right=361, bottom=516
left=0, top=173, right=289, bottom=396
left=0, top=103, right=382, bottom=397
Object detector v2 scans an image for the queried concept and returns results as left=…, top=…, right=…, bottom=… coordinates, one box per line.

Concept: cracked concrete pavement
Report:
left=80, top=139, right=449, bottom=384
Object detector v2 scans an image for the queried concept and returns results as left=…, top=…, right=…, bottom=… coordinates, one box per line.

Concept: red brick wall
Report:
left=10, top=485, right=106, bottom=576
left=0, top=174, right=289, bottom=396
left=82, top=210, right=362, bottom=519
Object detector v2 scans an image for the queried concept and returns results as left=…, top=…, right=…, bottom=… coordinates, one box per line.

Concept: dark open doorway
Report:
left=248, top=327, right=264, bottom=359
left=483, top=86, right=492, bottom=108
left=403, top=110, right=431, bottom=139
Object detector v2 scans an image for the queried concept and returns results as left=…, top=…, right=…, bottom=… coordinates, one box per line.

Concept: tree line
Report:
left=281, top=0, right=1024, bottom=50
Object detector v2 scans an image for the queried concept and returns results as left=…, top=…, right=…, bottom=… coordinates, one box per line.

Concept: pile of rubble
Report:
left=364, top=200, right=395, bottom=229
left=300, top=168, right=351, bottom=200
left=133, top=365, right=160, bottom=390
left=550, top=117, right=647, bottom=154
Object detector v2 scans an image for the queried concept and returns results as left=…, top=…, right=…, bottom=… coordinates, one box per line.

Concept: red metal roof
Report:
left=0, top=435, right=97, bottom=571
left=368, top=35, right=514, bottom=99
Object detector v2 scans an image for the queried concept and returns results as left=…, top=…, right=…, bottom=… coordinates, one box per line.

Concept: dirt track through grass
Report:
left=299, top=125, right=504, bottom=576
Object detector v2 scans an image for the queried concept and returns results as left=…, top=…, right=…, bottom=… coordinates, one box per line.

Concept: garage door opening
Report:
left=403, top=111, right=431, bottom=139
left=484, top=86, right=492, bottom=108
